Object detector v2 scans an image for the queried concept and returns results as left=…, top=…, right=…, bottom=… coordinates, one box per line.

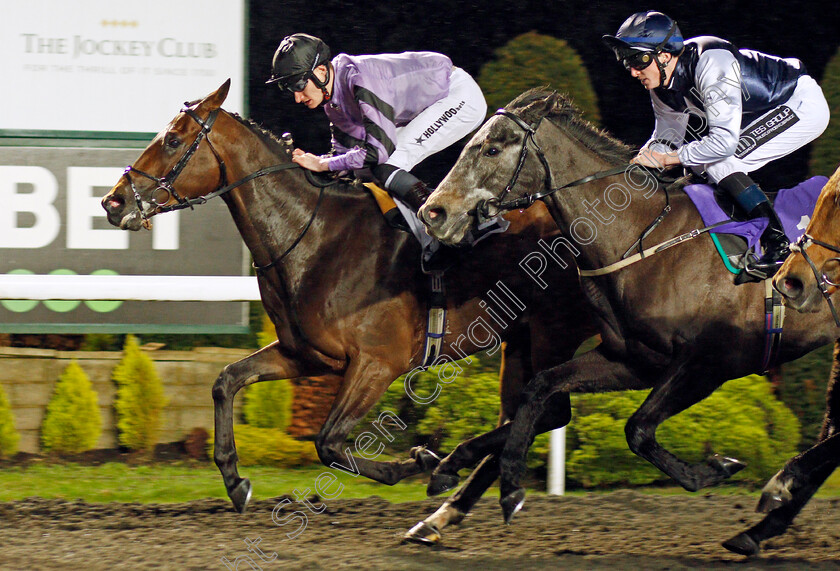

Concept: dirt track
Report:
left=1, top=491, right=839, bottom=570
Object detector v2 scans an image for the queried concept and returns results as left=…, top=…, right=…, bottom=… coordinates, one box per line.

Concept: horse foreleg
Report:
left=723, top=339, right=840, bottom=556
left=212, top=342, right=305, bottom=513
left=315, top=354, right=436, bottom=485
left=498, top=348, right=650, bottom=523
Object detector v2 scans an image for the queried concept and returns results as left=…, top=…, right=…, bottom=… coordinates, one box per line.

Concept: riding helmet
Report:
left=602, top=11, right=684, bottom=61
left=266, top=33, right=332, bottom=91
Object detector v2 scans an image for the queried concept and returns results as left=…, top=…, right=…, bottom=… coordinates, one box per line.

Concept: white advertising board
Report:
left=0, top=0, right=245, bottom=134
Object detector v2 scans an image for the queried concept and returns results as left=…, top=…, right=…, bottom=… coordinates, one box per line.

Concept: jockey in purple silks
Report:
left=604, top=11, right=829, bottom=279
left=267, top=33, right=487, bottom=213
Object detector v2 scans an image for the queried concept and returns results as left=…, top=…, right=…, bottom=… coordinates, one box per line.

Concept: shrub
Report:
left=777, top=343, right=832, bottom=449
left=207, top=424, right=318, bottom=467
left=112, top=335, right=168, bottom=452
left=40, top=362, right=102, bottom=453
left=809, top=46, right=840, bottom=177
left=0, top=383, right=20, bottom=458
left=243, top=379, right=293, bottom=431
left=564, top=375, right=800, bottom=487
left=257, top=311, right=277, bottom=348
left=477, top=31, right=600, bottom=124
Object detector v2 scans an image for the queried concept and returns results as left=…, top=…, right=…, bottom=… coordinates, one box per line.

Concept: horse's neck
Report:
left=542, top=124, right=679, bottom=270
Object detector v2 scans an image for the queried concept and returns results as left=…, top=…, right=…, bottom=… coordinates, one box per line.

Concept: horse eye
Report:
left=484, top=147, right=500, bottom=157
left=165, top=134, right=181, bottom=149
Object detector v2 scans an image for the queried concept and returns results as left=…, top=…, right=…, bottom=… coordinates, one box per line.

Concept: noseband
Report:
left=787, top=233, right=840, bottom=326
left=122, top=106, right=229, bottom=219
left=122, top=104, right=301, bottom=220
left=120, top=103, right=326, bottom=270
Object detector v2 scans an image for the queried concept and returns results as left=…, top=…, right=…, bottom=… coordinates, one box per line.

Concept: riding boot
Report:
left=748, top=201, right=791, bottom=275
left=373, top=165, right=432, bottom=212
left=718, top=172, right=790, bottom=278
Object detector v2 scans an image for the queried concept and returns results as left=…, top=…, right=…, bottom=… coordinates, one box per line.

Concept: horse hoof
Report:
left=427, top=472, right=460, bottom=497
left=708, top=453, right=747, bottom=478
left=722, top=532, right=760, bottom=556
left=411, top=446, right=442, bottom=472
left=500, top=488, right=526, bottom=524
left=229, top=478, right=252, bottom=514
left=756, top=491, right=787, bottom=513
left=401, top=521, right=441, bottom=545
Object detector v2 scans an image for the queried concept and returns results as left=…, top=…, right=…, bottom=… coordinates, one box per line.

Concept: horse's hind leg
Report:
left=723, top=339, right=840, bottom=556
left=213, top=342, right=307, bottom=513
left=622, top=358, right=747, bottom=492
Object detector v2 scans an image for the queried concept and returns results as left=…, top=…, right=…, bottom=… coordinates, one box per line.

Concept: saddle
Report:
left=363, top=182, right=412, bottom=232
left=684, top=176, right=828, bottom=279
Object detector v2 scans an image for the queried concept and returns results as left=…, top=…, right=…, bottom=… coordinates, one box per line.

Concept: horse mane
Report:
left=227, top=112, right=293, bottom=159
left=225, top=112, right=370, bottom=200
left=505, top=88, right=634, bottom=165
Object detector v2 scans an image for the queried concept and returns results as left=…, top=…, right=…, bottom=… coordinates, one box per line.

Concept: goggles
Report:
left=278, top=72, right=310, bottom=93
left=622, top=51, right=655, bottom=71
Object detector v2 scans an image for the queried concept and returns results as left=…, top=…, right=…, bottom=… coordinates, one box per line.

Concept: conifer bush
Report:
left=257, top=312, right=278, bottom=348
left=0, top=383, right=20, bottom=458
left=809, top=46, right=840, bottom=177
left=207, top=424, right=318, bottom=467
left=40, top=361, right=102, bottom=453
left=112, top=335, right=168, bottom=452
left=477, top=31, right=600, bottom=124
left=243, top=379, right=293, bottom=431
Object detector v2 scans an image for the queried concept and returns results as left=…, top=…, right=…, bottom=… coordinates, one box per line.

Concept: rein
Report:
left=483, top=108, right=679, bottom=271
left=122, top=103, right=332, bottom=270
left=787, top=233, right=840, bottom=326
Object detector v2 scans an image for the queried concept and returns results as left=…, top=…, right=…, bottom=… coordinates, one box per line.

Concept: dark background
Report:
left=246, top=0, right=840, bottom=191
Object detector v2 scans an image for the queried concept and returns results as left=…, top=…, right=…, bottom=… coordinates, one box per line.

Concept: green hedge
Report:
left=41, top=361, right=102, bottom=454
left=369, top=358, right=800, bottom=488
left=561, top=375, right=799, bottom=486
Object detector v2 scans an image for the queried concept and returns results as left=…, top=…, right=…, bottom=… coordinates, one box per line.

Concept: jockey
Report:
left=603, top=11, right=829, bottom=277
left=267, top=33, right=488, bottom=212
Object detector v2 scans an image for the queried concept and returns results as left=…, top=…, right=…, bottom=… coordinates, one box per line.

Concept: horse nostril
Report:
left=782, top=277, right=803, bottom=298
left=425, top=207, right=447, bottom=227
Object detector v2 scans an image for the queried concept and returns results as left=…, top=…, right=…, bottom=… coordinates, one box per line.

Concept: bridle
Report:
left=786, top=233, right=840, bottom=326
left=122, top=104, right=302, bottom=218
left=475, top=109, right=635, bottom=225
left=120, top=103, right=327, bottom=270
left=476, top=108, right=671, bottom=259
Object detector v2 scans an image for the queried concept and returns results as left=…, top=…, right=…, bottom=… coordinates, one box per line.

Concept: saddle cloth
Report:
left=684, top=176, right=828, bottom=257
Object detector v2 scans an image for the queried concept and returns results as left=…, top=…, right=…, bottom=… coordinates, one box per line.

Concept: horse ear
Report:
left=205, top=79, right=231, bottom=110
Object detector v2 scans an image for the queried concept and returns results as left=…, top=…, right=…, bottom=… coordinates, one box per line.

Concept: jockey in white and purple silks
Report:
left=603, top=10, right=829, bottom=278
left=267, top=33, right=487, bottom=212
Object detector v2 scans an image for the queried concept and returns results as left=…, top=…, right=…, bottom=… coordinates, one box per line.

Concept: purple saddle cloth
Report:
left=684, top=176, right=828, bottom=255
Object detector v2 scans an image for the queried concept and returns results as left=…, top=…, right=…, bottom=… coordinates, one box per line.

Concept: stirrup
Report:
left=737, top=253, right=785, bottom=283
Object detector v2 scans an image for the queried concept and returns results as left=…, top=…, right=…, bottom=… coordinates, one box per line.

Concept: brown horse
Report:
left=420, top=88, right=839, bottom=555
left=100, top=80, right=597, bottom=538
left=762, top=166, right=840, bottom=553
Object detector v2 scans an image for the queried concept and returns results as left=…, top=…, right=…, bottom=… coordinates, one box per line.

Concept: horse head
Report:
left=774, top=168, right=840, bottom=312
left=421, top=90, right=562, bottom=246
left=102, top=79, right=232, bottom=230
